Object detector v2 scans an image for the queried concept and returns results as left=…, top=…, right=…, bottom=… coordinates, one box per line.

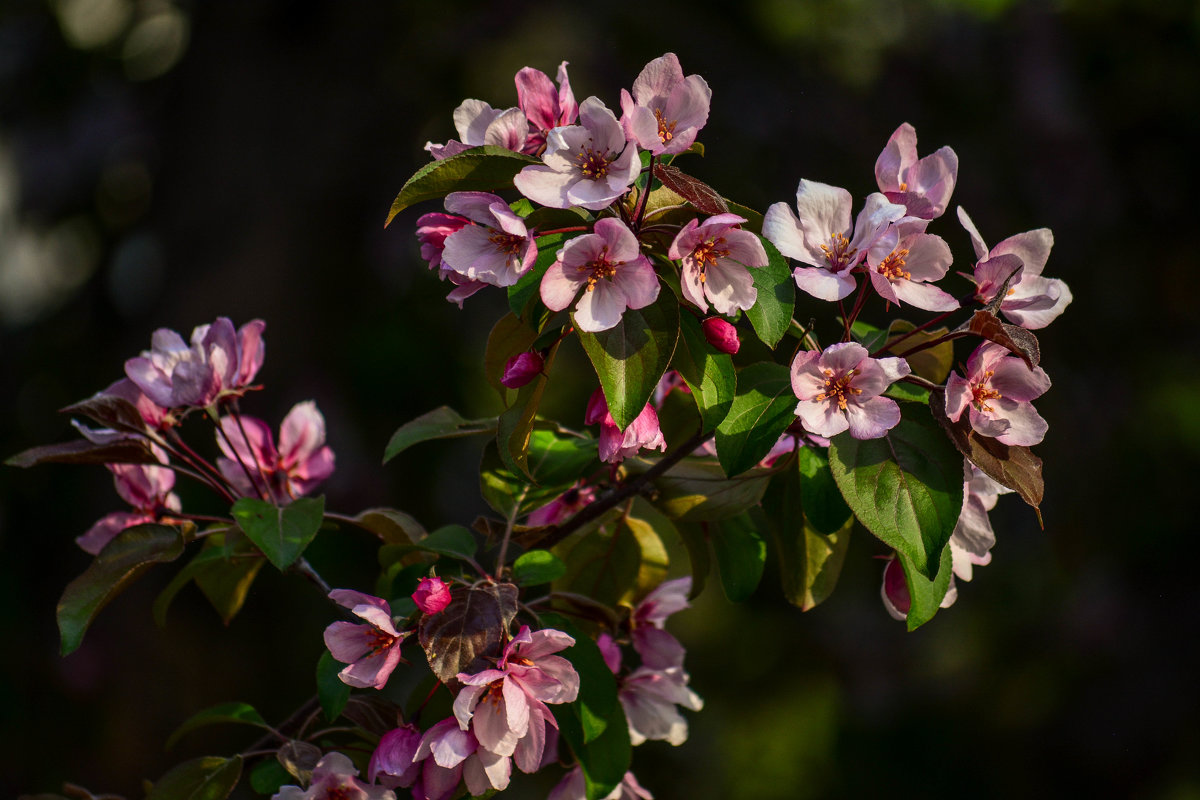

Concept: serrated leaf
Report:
left=714, top=362, right=798, bottom=477
left=146, top=755, right=243, bottom=800
left=348, top=508, right=426, bottom=545
left=797, top=447, right=853, bottom=535
left=277, top=740, right=322, bottom=783
left=828, top=410, right=963, bottom=580
left=965, top=309, right=1041, bottom=369
left=166, top=702, right=268, bottom=750
left=634, top=457, right=770, bottom=522
left=316, top=650, right=352, bottom=722
left=712, top=513, right=766, bottom=602
left=58, top=523, right=185, bottom=655
left=653, top=164, right=728, bottom=215
left=673, top=313, right=735, bottom=432
left=6, top=437, right=158, bottom=468
left=744, top=236, right=794, bottom=348
left=511, top=549, right=567, bottom=586
left=577, top=287, right=679, bottom=430
left=386, top=146, right=539, bottom=223
left=60, top=393, right=147, bottom=434
left=418, top=583, right=518, bottom=683
left=383, top=406, right=496, bottom=464
left=230, top=496, right=325, bottom=572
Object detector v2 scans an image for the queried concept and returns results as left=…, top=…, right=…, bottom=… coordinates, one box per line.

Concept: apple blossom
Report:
left=619, top=665, right=704, bottom=746
left=790, top=343, right=911, bottom=440
left=619, top=52, right=711, bottom=156
left=273, top=752, right=395, bottom=800
left=630, top=576, right=691, bottom=670
left=668, top=213, right=767, bottom=314
left=951, top=461, right=1011, bottom=582
left=585, top=388, right=667, bottom=464
left=369, top=724, right=423, bottom=790
left=874, top=122, right=959, bottom=220
left=215, top=400, right=335, bottom=501
left=76, top=447, right=180, bottom=555
left=550, top=766, right=654, bottom=800
left=413, top=576, right=452, bottom=615
left=527, top=482, right=596, bottom=527
left=323, top=589, right=409, bottom=690
left=98, top=377, right=171, bottom=431
left=865, top=217, right=959, bottom=312
left=516, top=61, right=577, bottom=154
left=425, top=99, right=528, bottom=161
left=439, top=191, right=538, bottom=288
left=944, top=341, right=1051, bottom=446
left=880, top=556, right=958, bottom=622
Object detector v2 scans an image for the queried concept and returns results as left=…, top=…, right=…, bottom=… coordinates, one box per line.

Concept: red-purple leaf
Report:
left=60, top=394, right=146, bottom=434
left=653, top=164, right=729, bottom=216
left=966, top=310, right=1041, bottom=369
left=6, top=437, right=158, bottom=468
left=418, top=582, right=518, bottom=683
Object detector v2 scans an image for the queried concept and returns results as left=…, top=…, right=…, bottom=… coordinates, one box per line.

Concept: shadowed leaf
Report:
left=145, top=756, right=242, bottom=800
left=6, top=437, right=158, bottom=468
left=653, top=164, right=728, bottom=215
left=418, top=583, right=518, bottom=683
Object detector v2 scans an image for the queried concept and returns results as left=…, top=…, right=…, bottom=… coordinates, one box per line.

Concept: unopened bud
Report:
left=501, top=352, right=544, bottom=389
left=701, top=317, right=740, bottom=354
left=413, top=576, right=452, bottom=614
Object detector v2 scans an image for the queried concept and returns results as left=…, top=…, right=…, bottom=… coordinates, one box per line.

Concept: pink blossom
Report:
left=416, top=212, right=469, bottom=274
left=76, top=446, right=180, bottom=555
left=951, top=462, right=1011, bottom=582
left=944, top=342, right=1051, bottom=446
left=98, top=378, right=171, bottom=431
left=513, top=96, right=639, bottom=211
left=668, top=213, right=767, bottom=314
left=540, top=217, right=659, bottom=333
left=790, top=343, right=911, bottom=440
left=215, top=401, right=335, bottom=501
left=500, top=352, right=544, bottom=389
left=865, top=217, right=959, bottom=312
left=369, top=724, right=423, bottom=790
left=619, top=666, right=703, bottom=746
left=440, top=192, right=538, bottom=288
left=957, top=207, right=1072, bottom=329
left=700, top=317, right=740, bottom=354
left=413, top=718, right=514, bottom=797
left=425, top=99, right=528, bottom=161
left=619, top=52, right=711, bottom=156
left=527, top=482, right=596, bottom=527
left=763, top=181, right=906, bottom=301
left=630, top=576, right=691, bottom=670
left=413, top=577, right=452, bottom=615
left=516, top=61, right=578, bottom=154
left=322, top=589, right=409, bottom=690
left=874, top=123, right=959, bottom=220
left=124, top=318, right=264, bottom=410
left=273, top=752, right=395, bottom=800
left=550, top=766, right=654, bottom=800
left=585, top=388, right=667, bottom=464
left=596, top=632, right=623, bottom=675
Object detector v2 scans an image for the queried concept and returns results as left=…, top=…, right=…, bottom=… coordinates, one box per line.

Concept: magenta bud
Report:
left=701, top=317, right=740, bottom=354
left=501, top=352, right=544, bottom=388
left=412, top=576, right=452, bottom=615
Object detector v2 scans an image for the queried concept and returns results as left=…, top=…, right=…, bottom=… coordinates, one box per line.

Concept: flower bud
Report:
left=412, top=576, right=452, bottom=615
left=701, top=317, right=740, bottom=354
left=501, top=352, right=544, bottom=388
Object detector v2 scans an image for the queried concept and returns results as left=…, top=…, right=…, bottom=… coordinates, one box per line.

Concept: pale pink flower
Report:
left=215, top=401, right=335, bottom=502
left=527, top=482, right=596, bottom=527
left=944, top=342, right=1051, bottom=446
left=951, top=461, right=1011, bottom=582
left=619, top=666, right=703, bottom=746
left=412, top=718, right=514, bottom=797
left=516, top=61, right=578, bottom=154
left=500, top=352, right=544, bottom=389
left=865, top=217, right=959, bottom=312
left=763, top=181, right=906, bottom=301
left=76, top=445, right=180, bottom=555
left=273, top=752, right=395, bottom=800
left=540, top=217, right=659, bottom=333
left=585, top=388, right=666, bottom=464
left=98, top=377, right=171, bottom=431
left=440, top=192, right=538, bottom=288
left=513, top=96, right=639, bottom=211
left=790, top=343, right=911, bottom=440
left=322, top=589, right=409, bottom=690
left=425, top=99, right=528, bottom=161
left=630, top=576, right=691, bottom=670
left=125, top=318, right=264, bottom=410
left=668, top=213, right=767, bottom=314
left=874, top=122, right=959, bottom=220
left=413, top=576, right=452, bottom=615
left=550, top=766, right=654, bottom=800
left=619, top=52, right=711, bottom=156
left=369, top=724, right=423, bottom=790
left=957, top=207, right=1072, bottom=329
left=700, top=317, right=740, bottom=354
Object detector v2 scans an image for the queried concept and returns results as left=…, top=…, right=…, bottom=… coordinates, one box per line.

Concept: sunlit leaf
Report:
left=672, top=313, right=735, bottom=432
left=316, top=651, right=352, bottom=723
left=744, top=236, right=794, bottom=348
left=386, top=146, right=539, bottom=224
left=230, top=496, right=325, bottom=572
left=715, top=362, right=797, bottom=477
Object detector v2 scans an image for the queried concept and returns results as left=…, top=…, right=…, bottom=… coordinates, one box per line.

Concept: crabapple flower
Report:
left=322, top=589, right=409, bottom=690
left=215, top=400, right=335, bottom=501
left=790, top=343, right=911, bottom=440
left=958, top=207, right=1072, bottom=329
left=944, top=342, right=1051, bottom=446
left=597, top=632, right=623, bottom=675
left=668, top=213, right=767, bottom=314
left=880, top=555, right=958, bottom=622
left=124, top=318, right=265, bottom=410
left=416, top=212, right=469, bottom=274
left=413, top=718, right=514, bottom=797
left=585, top=388, right=667, bottom=464
left=701, top=317, right=740, bottom=354
left=98, top=378, right=171, bottom=431
left=516, top=61, right=578, bottom=154
left=273, top=751, right=395, bottom=800
left=763, top=181, right=906, bottom=301
left=439, top=192, right=538, bottom=288
left=619, top=665, right=703, bottom=746
left=369, top=724, right=423, bottom=790
left=550, top=766, right=654, bottom=800
left=540, top=217, right=659, bottom=333
left=76, top=447, right=180, bottom=555
left=619, top=52, right=711, bottom=156
left=513, top=96, right=639, bottom=211
left=951, top=461, right=1012, bottom=582
left=425, top=99, right=528, bottom=161
left=527, top=482, right=596, bottom=527
left=874, top=123, right=959, bottom=220
left=630, top=576, right=691, bottom=669
left=865, top=217, right=958, bottom=312
left=500, top=351, right=544, bottom=388
left=413, top=576, right=452, bottom=615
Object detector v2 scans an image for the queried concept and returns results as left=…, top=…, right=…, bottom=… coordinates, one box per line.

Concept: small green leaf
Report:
left=577, top=286, right=680, bottom=430
left=249, top=760, right=291, bottom=796
left=386, top=146, right=539, bottom=223
left=714, top=362, right=798, bottom=477
left=797, top=447, right=853, bottom=535
left=317, top=650, right=352, bottom=722
left=743, top=236, right=794, bottom=348
left=416, top=524, right=477, bottom=560
left=672, top=313, right=736, bottom=432
left=712, top=513, right=766, bottom=602
left=348, top=508, right=426, bottom=545
left=557, top=511, right=666, bottom=609
left=146, top=755, right=243, bottom=800
left=194, top=553, right=264, bottom=626
left=898, top=541, right=955, bottom=631
left=166, top=702, right=268, bottom=750
left=512, top=550, right=567, bottom=585
left=231, top=496, right=325, bottom=572
left=153, top=538, right=229, bottom=628
left=481, top=431, right=599, bottom=518
left=383, top=406, right=496, bottom=464
left=58, top=523, right=185, bottom=656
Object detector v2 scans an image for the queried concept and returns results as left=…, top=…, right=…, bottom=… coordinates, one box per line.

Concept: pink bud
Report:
left=501, top=352, right=544, bottom=389
left=413, top=577, right=452, bottom=615
left=701, top=317, right=740, bottom=354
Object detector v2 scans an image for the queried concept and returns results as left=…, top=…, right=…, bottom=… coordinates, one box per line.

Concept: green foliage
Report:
left=386, top=146, right=539, bottom=223
left=230, top=496, right=325, bottom=572
left=165, top=702, right=269, bottom=750
left=249, top=761, right=291, bottom=796
left=539, top=613, right=619, bottom=743
left=712, top=513, right=767, bottom=602
left=897, top=542, right=956, bottom=631
left=480, top=431, right=599, bottom=518
left=673, top=312, right=736, bottom=432
left=641, top=457, right=770, bottom=522
left=383, top=406, right=496, bottom=464
left=715, top=362, right=799, bottom=477
left=744, top=236, right=795, bottom=348
left=414, top=524, right=478, bottom=560
left=511, top=549, right=567, bottom=586
left=797, top=447, right=853, bottom=535
left=316, top=651, right=352, bottom=722
left=553, top=682, right=632, bottom=800
left=556, top=505, right=669, bottom=609
left=145, top=755, right=243, bottom=800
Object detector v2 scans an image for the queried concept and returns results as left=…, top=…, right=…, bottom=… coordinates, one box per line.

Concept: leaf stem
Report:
left=494, top=485, right=528, bottom=579
left=633, top=153, right=657, bottom=231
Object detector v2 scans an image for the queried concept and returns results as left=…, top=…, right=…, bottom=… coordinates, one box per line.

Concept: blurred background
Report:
left=1, top=0, right=1197, bottom=797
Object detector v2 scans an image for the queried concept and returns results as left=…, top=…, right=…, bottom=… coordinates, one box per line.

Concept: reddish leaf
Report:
left=7, top=437, right=158, bottom=469
left=60, top=394, right=146, bottom=434
left=418, top=582, right=518, bottom=683
left=966, top=310, right=1041, bottom=369
left=653, top=164, right=729, bottom=216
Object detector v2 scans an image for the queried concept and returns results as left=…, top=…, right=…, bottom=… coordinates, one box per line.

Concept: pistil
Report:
left=814, top=369, right=862, bottom=410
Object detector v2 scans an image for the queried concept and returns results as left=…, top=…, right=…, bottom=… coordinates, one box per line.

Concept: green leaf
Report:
left=712, top=513, right=766, bottom=602
left=766, top=457, right=852, bottom=611
left=885, top=320, right=953, bottom=384
left=317, top=650, right=352, bottom=722
left=744, top=235, right=795, bottom=348
left=675, top=522, right=711, bottom=598
left=635, top=457, right=770, bottom=522
left=146, top=755, right=243, bottom=800
left=539, top=612, right=618, bottom=743
left=194, top=553, right=264, bottom=626
left=557, top=512, right=667, bottom=609
left=512, top=549, right=567, bottom=586
left=153, top=536, right=230, bottom=628
left=828, top=410, right=963, bottom=580
left=231, top=496, right=325, bottom=572
left=885, top=381, right=932, bottom=404
left=553, top=691, right=631, bottom=800
left=577, top=286, right=680, bottom=430
left=798, top=447, right=853, bottom=535
left=383, top=406, right=496, bottom=464
left=385, top=146, right=539, bottom=223
left=166, top=702, right=268, bottom=750
left=58, top=523, right=185, bottom=656
left=672, top=313, right=736, bottom=432
left=495, top=341, right=561, bottom=479
left=249, top=760, right=291, bottom=796
left=507, top=232, right=571, bottom=317
left=416, top=524, right=478, bottom=560
left=898, top=540, right=955, bottom=631
left=714, top=362, right=798, bottom=477
left=482, top=428, right=599, bottom=517
left=484, top=313, right=540, bottom=398
left=347, top=507, right=426, bottom=545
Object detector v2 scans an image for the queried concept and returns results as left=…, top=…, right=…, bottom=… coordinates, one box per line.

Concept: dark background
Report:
left=2, top=0, right=1197, bottom=797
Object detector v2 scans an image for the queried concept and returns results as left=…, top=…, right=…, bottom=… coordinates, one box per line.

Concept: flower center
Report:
left=578, top=251, right=618, bottom=291
left=691, top=237, right=729, bottom=283
left=898, top=181, right=908, bottom=192
left=326, top=787, right=355, bottom=800
left=488, top=231, right=525, bottom=256
left=577, top=147, right=612, bottom=180
left=877, top=248, right=911, bottom=281
left=654, top=108, right=677, bottom=144
left=969, top=369, right=1002, bottom=412
left=366, top=628, right=397, bottom=657
left=819, top=232, right=857, bottom=272
left=814, top=369, right=862, bottom=410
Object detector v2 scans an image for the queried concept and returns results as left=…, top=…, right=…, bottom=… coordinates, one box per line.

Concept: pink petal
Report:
left=843, top=395, right=902, bottom=439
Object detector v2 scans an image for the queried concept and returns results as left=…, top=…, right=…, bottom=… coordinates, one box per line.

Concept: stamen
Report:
left=898, top=181, right=908, bottom=192
left=877, top=248, right=911, bottom=281
left=488, top=231, right=525, bottom=256
left=970, top=369, right=1002, bottom=412
left=690, top=238, right=729, bottom=286
left=579, top=252, right=618, bottom=291
left=814, top=370, right=862, bottom=411
left=576, top=147, right=612, bottom=180
left=654, top=108, right=677, bottom=143
left=818, top=232, right=857, bottom=271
